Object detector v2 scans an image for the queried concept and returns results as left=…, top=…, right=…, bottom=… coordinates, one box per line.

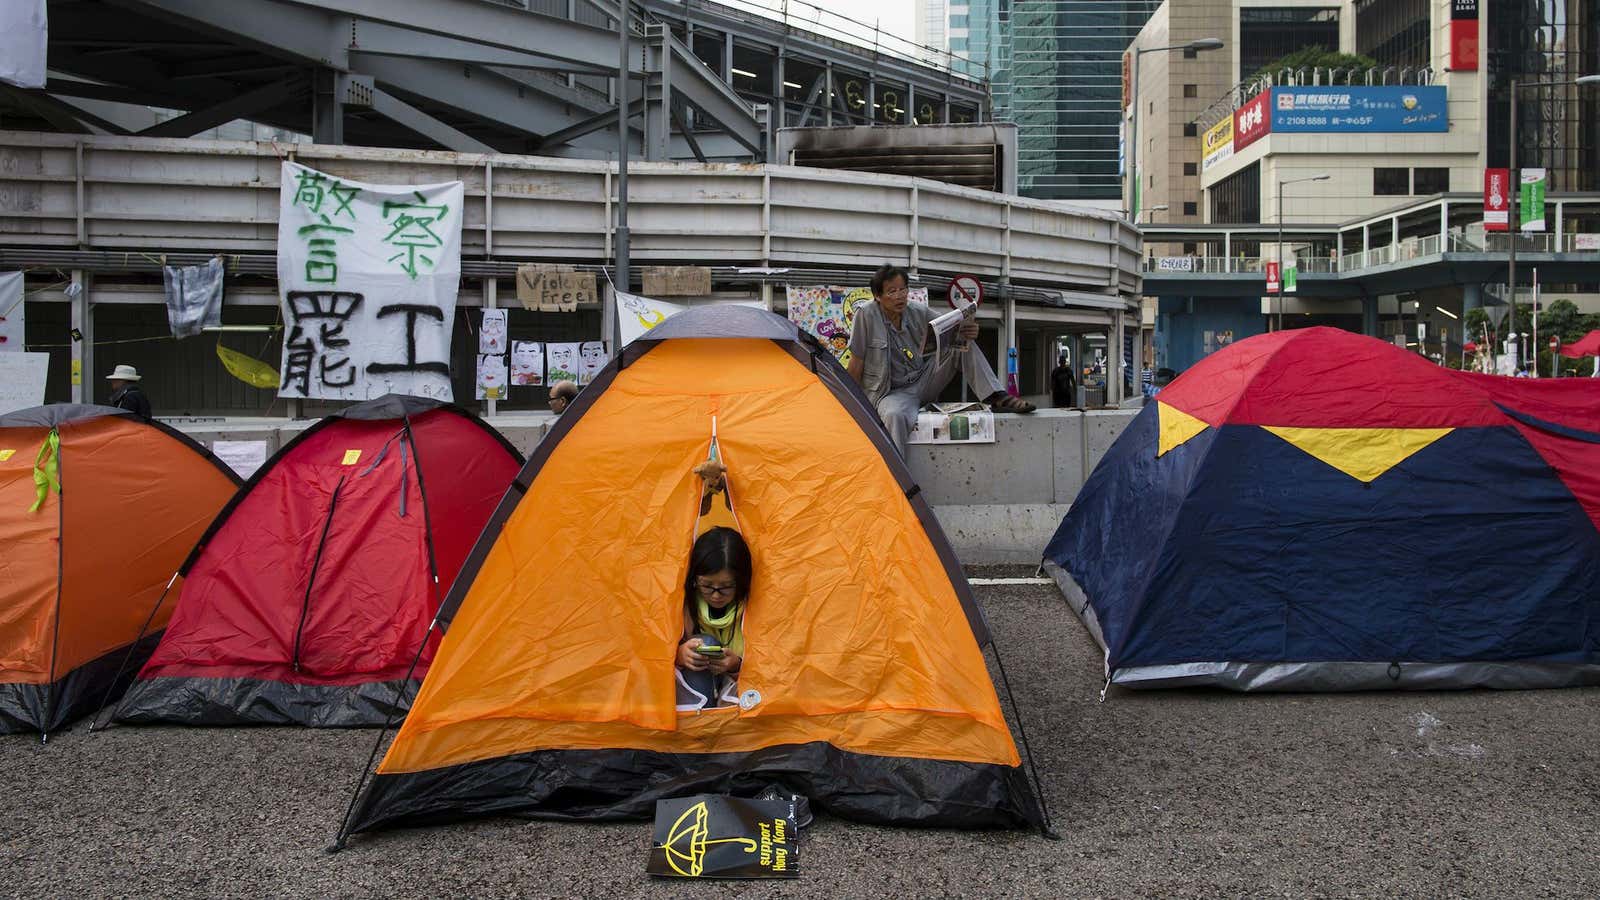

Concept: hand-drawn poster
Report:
left=546, top=342, right=580, bottom=385
left=617, top=291, right=685, bottom=346
left=578, top=340, right=609, bottom=385
left=276, top=161, right=464, bottom=401
left=479, top=308, right=508, bottom=354
left=510, top=341, right=544, bottom=386
left=784, top=285, right=928, bottom=365
left=476, top=353, right=508, bottom=400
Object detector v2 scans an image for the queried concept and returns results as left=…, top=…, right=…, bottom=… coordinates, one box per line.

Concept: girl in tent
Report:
left=675, top=527, right=750, bottom=710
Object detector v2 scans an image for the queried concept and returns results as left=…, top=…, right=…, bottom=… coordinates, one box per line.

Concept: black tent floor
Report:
left=4, top=575, right=1599, bottom=895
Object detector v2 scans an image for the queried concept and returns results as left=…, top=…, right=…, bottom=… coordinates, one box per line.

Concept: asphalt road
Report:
left=4, top=572, right=1597, bottom=897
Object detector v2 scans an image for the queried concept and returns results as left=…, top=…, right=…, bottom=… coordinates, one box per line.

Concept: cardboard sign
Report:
left=642, top=266, right=712, bottom=297
left=516, top=265, right=595, bottom=312
left=648, top=795, right=799, bottom=880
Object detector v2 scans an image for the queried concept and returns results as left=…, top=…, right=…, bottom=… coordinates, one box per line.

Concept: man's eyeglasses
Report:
left=696, top=582, right=737, bottom=598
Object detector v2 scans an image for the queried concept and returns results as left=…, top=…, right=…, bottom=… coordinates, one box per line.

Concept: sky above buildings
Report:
left=794, top=0, right=915, bottom=45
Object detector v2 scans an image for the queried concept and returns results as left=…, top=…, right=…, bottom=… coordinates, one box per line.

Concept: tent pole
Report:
left=88, top=570, right=181, bottom=732
left=989, top=641, right=1058, bottom=839
left=293, top=476, right=347, bottom=673
left=328, top=615, right=441, bottom=852
left=401, top=418, right=441, bottom=586
left=328, top=416, right=444, bottom=852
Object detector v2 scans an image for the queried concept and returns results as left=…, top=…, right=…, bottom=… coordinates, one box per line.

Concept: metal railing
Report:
left=1146, top=228, right=1600, bottom=276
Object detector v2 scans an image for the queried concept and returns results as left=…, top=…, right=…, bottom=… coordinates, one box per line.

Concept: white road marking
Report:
left=968, top=577, right=1054, bottom=585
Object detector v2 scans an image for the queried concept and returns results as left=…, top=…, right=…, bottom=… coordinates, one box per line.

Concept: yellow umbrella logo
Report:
left=660, top=801, right=757, bottom=877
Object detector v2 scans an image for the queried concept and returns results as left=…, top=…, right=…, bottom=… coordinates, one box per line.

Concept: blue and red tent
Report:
left=1044, top=327, right=1600, bottom=690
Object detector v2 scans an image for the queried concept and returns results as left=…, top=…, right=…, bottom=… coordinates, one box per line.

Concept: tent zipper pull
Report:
left=1098, top=676, right=1110, bottom=704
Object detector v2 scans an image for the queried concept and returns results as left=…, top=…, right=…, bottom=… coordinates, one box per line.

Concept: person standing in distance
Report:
left=547, top=379, right=579, bottom=415
left=106, top=364, right=152, bottom=418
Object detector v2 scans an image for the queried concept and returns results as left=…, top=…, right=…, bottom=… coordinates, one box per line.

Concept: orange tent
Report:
left=0, top=405, right=240, bottom=736
left=338, top=306, right=1045, bottom=840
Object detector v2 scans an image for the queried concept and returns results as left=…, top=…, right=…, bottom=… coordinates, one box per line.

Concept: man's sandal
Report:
left=988, top=394, right=1036, bottom=414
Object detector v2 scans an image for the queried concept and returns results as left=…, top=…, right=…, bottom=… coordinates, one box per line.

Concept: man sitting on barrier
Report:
left=846, top=264, right=1034, bottom=455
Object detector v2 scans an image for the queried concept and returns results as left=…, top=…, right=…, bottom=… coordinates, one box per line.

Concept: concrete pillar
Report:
left=1361, top=295, right=1378, bottom=336
left=1462, top=282, right=1482, bottom=313
left=70, top=270, right=90, bottom=404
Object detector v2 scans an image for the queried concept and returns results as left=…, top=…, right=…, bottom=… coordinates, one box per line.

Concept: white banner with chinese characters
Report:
left=276, top=162, right=464, bottom=400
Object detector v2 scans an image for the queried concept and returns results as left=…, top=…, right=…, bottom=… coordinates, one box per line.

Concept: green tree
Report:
left=1251, top=48, right=1380, bottom=83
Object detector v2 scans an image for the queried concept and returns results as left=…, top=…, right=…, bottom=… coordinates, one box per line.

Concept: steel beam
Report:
left=112, top=0, right=348, bottom=69
left=348, top=54, right=608, bottom=149
left=343, top=19, right=613, bottom=76
left=0, top=87, right=127, bottom=135
left=367, top=86, right=497, bottom=155
left=276, top=0, right=616, bottom=70
left=138, top=76, right=305, bottom=137
left=537, top=100, right=643, bottom=149
left=654, top=26, right=760, bottom=154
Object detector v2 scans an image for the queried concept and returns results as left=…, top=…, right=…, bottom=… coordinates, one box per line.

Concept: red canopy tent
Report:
left=113, top=396, right=522, bottom=727
left=1558, top=330, right=1600, bottom=358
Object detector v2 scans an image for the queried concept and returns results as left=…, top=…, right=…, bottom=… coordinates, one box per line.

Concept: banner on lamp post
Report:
left=1520, top=168, right=1547, bottom=232
left=1484, top=168, right=1510, bottom=232
left=1265, top=261, right=1281, bottom=294
left=1283, top=264, right=1298, bottom=293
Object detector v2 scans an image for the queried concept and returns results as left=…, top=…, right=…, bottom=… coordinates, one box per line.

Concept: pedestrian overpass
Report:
left=1139, top=193, right=1600, bottom=357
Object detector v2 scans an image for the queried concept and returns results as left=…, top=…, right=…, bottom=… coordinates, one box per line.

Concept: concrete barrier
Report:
left=167, top=407, right=1140, bottom=566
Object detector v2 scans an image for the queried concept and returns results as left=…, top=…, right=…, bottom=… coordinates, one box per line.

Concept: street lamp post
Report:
left=1506, top=74, right=1600, bottom=356
left=1129, top=37, right=1223, bottom=223
left=1275, top=173, right=1329, bottom=331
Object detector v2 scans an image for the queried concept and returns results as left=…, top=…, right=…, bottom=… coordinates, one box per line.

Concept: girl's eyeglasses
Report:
left=696, top=583, right=737, bottom=598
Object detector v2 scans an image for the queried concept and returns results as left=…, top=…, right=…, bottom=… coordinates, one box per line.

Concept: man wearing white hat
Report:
left=106, top=364, right=152, bottom=418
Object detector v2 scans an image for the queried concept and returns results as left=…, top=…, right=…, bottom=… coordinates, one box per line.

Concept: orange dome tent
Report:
left=336, top=306, right=1046, bottom=842
left=0, top=405, right=240, bottom=736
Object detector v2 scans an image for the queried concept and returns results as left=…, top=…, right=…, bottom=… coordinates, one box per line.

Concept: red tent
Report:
left=1559, top=330, right=1600, bottom=358
left=113, top=396, right=522, bottom=727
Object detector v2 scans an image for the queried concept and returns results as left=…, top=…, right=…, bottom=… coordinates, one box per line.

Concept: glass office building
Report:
left=966, top=0, right=1159, bottom=200
left=1487, top=0, right=1600, bottom=193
